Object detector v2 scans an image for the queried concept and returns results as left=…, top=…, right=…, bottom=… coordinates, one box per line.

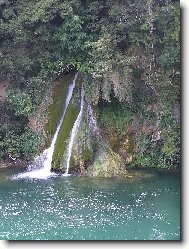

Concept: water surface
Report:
left=0, top=168, right=180, bottom=240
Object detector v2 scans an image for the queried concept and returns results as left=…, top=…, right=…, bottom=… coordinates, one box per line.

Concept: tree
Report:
left=0, top=0, right=180, bottom=166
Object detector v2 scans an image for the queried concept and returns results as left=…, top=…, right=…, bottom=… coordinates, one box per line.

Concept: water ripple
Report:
left=0, top=174, right=180, bottom=240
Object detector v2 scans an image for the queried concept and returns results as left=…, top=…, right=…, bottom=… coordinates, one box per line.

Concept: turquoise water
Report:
left=0, top=168, right=180, bottom=240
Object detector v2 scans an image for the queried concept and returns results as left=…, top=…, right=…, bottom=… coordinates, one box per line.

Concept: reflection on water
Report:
left=0, top=167, right=180, bottom=240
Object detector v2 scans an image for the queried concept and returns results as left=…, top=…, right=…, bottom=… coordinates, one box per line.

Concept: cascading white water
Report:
left=87, top=104, right=100, bottom=136
left=12, top=73, right=78, bottom=180
left=63, top=88, right=84, bottom=176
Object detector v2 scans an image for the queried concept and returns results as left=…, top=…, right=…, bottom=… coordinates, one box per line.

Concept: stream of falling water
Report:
left=11, top=73, right=78, bottom=180
left=63, top=88, right=84, bottom=176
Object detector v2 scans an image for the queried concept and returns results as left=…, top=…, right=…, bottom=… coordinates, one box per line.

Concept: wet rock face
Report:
left=66, top=102, right=127, bottom=177
left=88, top=148, right=126, bottom=177
left=46, top=73, right=180, bottom=175
left=101, top=121, right=136, bottom=167
left=42, top=74, right=132, bottom=176
left=67, top=104, right=99, bottom=174
left=106, top=132, right=135, bottom=161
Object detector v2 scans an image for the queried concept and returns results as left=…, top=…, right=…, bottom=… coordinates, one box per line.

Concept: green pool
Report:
left=0, top=167, right=180, bottom=240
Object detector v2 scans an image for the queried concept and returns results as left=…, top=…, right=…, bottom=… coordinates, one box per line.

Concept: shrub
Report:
left=7, top=89, right=33, bottom=117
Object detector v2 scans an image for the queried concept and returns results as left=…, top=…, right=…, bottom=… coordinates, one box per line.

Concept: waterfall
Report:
left=87, top=103, right=107, bottom=151
left=63, top=88, right=84, bottom=176
left=87, top=104, right=99, bottom=135
left=12, top=73, right=78, bottom=180
left=87, top=104, right=102, bottom=141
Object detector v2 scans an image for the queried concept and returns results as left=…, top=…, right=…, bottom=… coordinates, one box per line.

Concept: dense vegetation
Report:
left=0, top=0, right=180, bottom=169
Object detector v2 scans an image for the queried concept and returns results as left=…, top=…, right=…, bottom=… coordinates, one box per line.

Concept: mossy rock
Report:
left=82, top=145, right=91, bottom=163
left=103, top=127, right=135, bottom=163
left=68, top=155, right=76, bottom=171
left=117, top=133, right=135, bottom=159
left=67, top=117, right=95, bottom=173
left=45, top=73, right=75, bottom=146
left=88, top=147, right=127, bottom=177
left=51, top=97, right=79, bottom=170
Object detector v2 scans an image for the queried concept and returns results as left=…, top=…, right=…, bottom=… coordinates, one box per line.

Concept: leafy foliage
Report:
left=0, top=0, right=180, bottom=168
left=0, top=0, right=180, bottom=104
left=97, top=101, right=133, bottom=135
left=6, top=89, right=33, bottom=117
left=0, top=123, right=40, bottom=160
